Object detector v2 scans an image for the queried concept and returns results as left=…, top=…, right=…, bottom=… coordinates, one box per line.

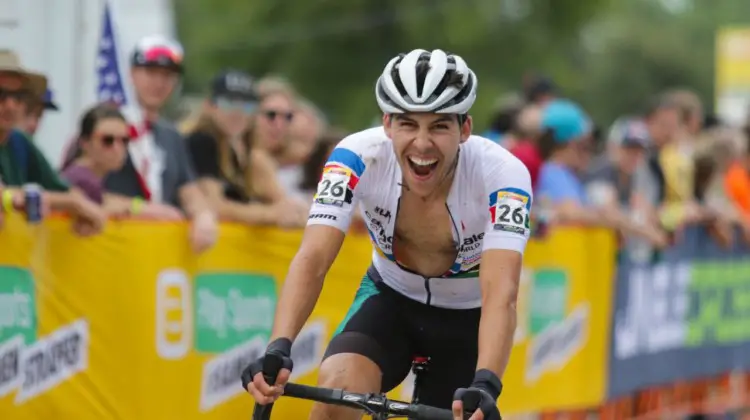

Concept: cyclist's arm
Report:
left=477, top=150, right=532, bottom=379
left=269, top=225, right=345, bottom=341
left=269, top=135, right=370, bottom=341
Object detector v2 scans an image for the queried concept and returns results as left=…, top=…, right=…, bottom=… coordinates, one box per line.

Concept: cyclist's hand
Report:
left=452, top=387, right=500, bottom=420
left=241, top=338, right=294, bottom=405
left=453, top=369, right=502, bottom=420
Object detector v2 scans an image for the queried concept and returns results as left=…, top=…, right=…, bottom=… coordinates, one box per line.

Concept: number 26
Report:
left=320, top=180, right=345, bottom=197
left=497, top=204, right=524, bottom=224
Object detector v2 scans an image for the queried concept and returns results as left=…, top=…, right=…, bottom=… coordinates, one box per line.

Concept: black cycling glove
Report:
left=453, top=369, right=503, bottom=420
left=241, top=338, right=294, bottom=390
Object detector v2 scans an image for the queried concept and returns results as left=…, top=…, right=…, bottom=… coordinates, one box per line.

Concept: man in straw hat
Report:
left=0, top=49, right=105, bottom=235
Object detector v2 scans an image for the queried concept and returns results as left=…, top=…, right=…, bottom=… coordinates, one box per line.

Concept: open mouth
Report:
left=407, top=156, right=439, bottom=180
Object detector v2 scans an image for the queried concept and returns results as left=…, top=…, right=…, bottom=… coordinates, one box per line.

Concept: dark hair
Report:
left=79, top=103, right=127, bottom=140
left=300, top=129, right=347, bottom=192
left=489, top=107, right=521, bottom=135
left=537, top=128, right=558, bottom=160
left=61, top=103, right=127, bottom=170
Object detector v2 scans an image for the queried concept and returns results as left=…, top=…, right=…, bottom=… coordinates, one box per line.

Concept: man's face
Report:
left=0, top=72, right=28, bottom=133
left=384, top=112, right=471, bottom=197
left=130, top=66, right=178, bottom=111
left=646, top=107, right=680, bottom=147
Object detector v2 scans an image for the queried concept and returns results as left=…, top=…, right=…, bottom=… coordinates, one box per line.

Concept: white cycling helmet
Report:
left=375, top=49, right=477, bottom=115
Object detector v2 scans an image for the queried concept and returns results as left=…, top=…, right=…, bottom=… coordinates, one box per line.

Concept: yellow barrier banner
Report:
left=500, top=227, right=616, bottom=413
left=0, top=215, right=614, bottom=418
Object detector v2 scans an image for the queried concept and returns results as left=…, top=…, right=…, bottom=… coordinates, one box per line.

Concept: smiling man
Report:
left=243, top=49, right=532, bottom=420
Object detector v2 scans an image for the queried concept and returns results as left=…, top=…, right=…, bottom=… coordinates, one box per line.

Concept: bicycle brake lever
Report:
left=262, top=351, right=284, bottom=385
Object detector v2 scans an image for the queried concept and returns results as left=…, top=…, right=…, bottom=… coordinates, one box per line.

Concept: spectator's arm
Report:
left=249, top=148, right=286, bottom=202
left=28, top=141, right=69, bottom=192
left=176, top=136, right=213, bottom=220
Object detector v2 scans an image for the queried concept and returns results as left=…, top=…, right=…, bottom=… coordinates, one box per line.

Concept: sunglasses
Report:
left=99, top=134, right=130, bottom=147
left=215, top=97, right=257, bottom=114
left=0, top=88, right=30, bottom=102
left=262, top=109, right=294, bottom=122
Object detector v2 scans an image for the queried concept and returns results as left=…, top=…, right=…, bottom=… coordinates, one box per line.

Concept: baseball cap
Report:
left=131, top=35, right=184, bottom=73
left=43, top=88, right=59, bottom=111
left=541, top=99, right=590, bottom=143
left=210, top=70, right=258, bottom=102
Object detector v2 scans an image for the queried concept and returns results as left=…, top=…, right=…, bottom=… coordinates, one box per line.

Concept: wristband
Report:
left=471, top=369, right=503, bottom=400
left=130, top=198, right=144, bottom=215
left=266, top=337, right=293, bottom=357
left=1, top=190, right=14, bottom=214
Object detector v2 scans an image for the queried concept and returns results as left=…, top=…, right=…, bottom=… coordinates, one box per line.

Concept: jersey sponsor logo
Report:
left=460, top=233, right=484, bottom=252
left=308, top=213, right=338, bottom=221
left=374, top=206, right=392, bottom=222
left=489, top=188, right=531, bottom=236
left=314, top=164, right=357, bottom=206
left=364, top=211, right=393, bottom=254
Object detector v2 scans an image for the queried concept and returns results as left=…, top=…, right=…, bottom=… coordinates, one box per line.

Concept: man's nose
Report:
left=413, top=128, right=432, bottom=149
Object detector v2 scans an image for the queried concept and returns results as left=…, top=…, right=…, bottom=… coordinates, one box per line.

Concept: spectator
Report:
left=19, top=88, right=59, bottom=136
left=297, top=128, right=346, bottom=201
left=585, top=119, right=668, bottom=246
left=0, top=50, right=105, bottom=235
left=62, top=104, right=129, bottom=204
left=101, top=35, right=216, bottom=251
left=632, top=97, right=682, bottom=229
left=663, top=88, right=704, bottom=138
left=536, top=100, right=599, bottom=224
left=523, top=73, right=557, bottom=106
left=276, top=97, right=327, bottom=199
left=482, top=93, right=524, bottom=144
left=504, top=104, right=543, bottom=188
left=723, top=129, right=750, bottom=221
left=254, top=76, right=296, bottom=157
left=185, top=70, right=306, bottom=227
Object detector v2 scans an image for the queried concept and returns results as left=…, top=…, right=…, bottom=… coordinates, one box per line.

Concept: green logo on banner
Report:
left=0, top=266, right=37, bottom=345
left=528, top=269, right=569, bottom=336
left=193, top=272, right=277, bottom=353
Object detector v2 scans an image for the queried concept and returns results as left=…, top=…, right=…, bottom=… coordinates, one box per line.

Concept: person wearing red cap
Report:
left=103, top=35, right=217, bottom=253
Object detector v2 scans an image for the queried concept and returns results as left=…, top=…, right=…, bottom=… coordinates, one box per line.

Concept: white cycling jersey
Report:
left=307, top=126, right=532, bottom=309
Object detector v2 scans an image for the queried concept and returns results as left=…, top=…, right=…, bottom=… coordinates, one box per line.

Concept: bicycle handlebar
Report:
left=252, top=382, right=457, bottom=419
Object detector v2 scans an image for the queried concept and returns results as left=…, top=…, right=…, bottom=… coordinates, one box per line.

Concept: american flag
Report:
left=96, top=0, right=128, bottom=105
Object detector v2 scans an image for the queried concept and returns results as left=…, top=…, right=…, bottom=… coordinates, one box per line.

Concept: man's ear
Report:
left=383, top=114, right=393, bottom=139
left=459, top=115, right=473, bottom=143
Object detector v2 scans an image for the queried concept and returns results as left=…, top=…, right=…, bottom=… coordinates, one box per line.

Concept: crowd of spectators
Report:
left=0, top=35, right=346, bottom=251
left=3, top=35, right=750, bottom=258
left=487, top=75, right=750, bottom=260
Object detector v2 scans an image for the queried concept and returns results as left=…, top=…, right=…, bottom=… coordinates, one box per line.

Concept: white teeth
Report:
left=408, top=156, right=438, bottom=166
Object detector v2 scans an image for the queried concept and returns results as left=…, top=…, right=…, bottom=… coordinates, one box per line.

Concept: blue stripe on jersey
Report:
left=328, top=148, right=366, bottom=177
left=489, top=187, right=532, bottom=210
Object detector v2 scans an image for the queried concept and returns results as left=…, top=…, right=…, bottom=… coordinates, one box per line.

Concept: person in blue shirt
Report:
left=537, top=99, right=591, bottom=204
left=535, top=99, right=614, bottom=227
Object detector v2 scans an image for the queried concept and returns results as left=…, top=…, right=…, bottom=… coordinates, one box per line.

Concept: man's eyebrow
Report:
left=431, top=116, right=454, bottom=124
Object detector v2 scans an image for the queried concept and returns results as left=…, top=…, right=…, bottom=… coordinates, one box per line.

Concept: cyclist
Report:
left=242, top=49, right=532, bottom=420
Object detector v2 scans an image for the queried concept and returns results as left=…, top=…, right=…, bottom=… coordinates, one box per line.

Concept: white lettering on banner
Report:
left=0, top=335, right=23, bottom=398
left=199, top=337, right=265, bottom=412
left=614, top=263, right=689, bottom=360
left=0, top=289, right=34, bottom=331
left=156, top=269, right=192, bottom=360
left=14, top=319, right=89, bottom=404
left=290, top=321, right=326, bottom=380
left=525, top=304, right=588, bottom=384
left=196, top=289, right=274, bottom=339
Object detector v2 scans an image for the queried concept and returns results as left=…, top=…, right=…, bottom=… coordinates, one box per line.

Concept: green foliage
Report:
left=175, top=0, right=749, bottom=131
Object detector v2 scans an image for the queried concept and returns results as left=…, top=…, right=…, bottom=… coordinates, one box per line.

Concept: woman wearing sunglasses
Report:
left=185, top=70, right=307, bottom=227
left=62, top=104, right=182, bottom=219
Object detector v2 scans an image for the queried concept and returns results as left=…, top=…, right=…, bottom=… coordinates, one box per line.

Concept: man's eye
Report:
left=433, top=124, right=449, bottom=130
